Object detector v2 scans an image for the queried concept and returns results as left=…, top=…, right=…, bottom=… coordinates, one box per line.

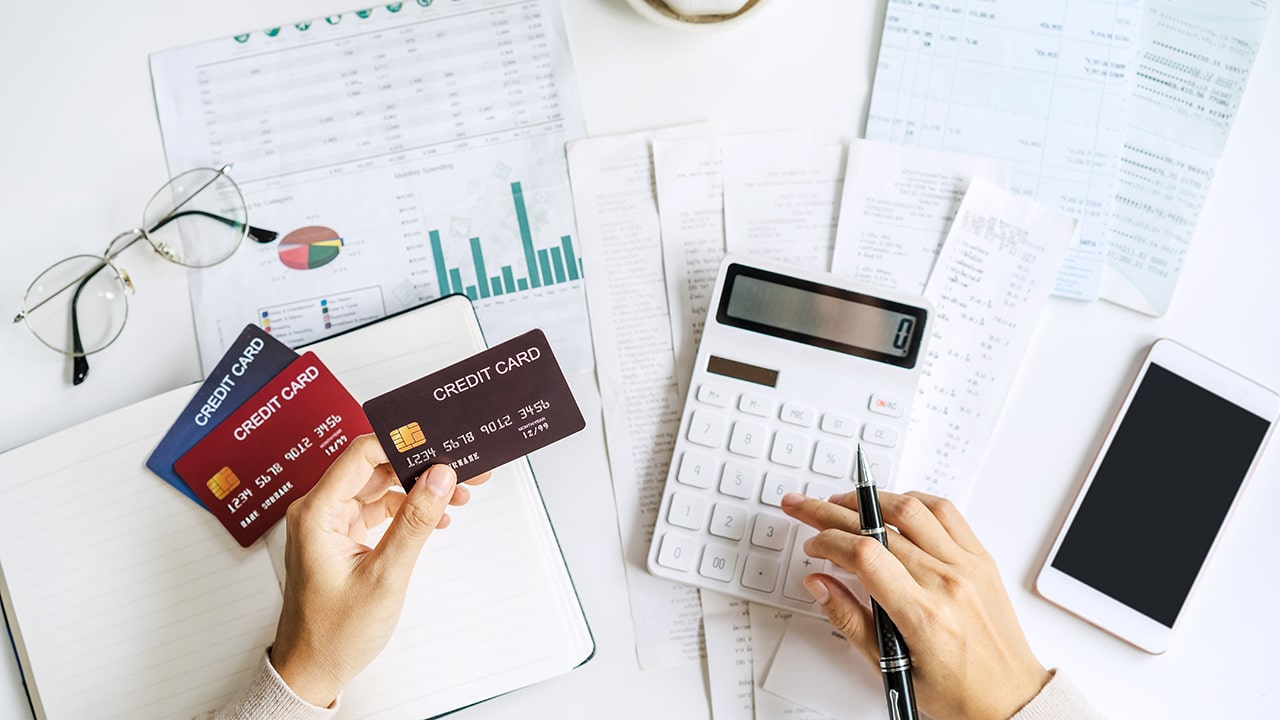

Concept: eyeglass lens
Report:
left=141, top=167, right=249, bottom=268
left=21, top=255, right=129, bottom=356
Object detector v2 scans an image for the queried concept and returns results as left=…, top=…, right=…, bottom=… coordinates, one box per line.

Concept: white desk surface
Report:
left=2, top=1, right=1278, bottom=718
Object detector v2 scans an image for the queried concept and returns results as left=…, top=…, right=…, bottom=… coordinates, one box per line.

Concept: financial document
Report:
left=151, top=0, right=594, bottom=372
left=830, top=140, right=1010, bottom=294
left=866, top=0, right=1140, bottom=300
left=700, top=592, right=754, bottom=720
left=900, top=179, right=1078, bottom=504
left=749, top=604, right=830, bottom=720
left=654, top=136, right=726, bottom=400
left=654, top=132, right=834, bottom=398
left=568, top=126, right=710, bottom=671
left=723, top=140, right=844, bottom=272
left=1102, top=0, right=1272, bottom=315
left=763, top=615, right=883, bottom=720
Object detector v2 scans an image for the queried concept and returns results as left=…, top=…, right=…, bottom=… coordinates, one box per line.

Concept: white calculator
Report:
left=646, top=256, right=932, bottom=615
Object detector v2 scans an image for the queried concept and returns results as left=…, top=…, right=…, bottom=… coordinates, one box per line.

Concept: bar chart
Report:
left=430, top=181, right=583, bottom=301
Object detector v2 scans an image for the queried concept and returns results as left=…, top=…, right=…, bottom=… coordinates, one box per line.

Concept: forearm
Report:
left=192, top=652, right=339, bottom=720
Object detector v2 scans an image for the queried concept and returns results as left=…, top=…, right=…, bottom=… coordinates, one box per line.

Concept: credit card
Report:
left=146, top=324, right=298, bottom=509
left=175, top=353, right=371, bottom=547
left=363, top=329, right=585, bottom=489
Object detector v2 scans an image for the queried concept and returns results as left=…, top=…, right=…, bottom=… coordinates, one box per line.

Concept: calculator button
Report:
left=820, top=413, right=857, bottom=438
left=656, top=534, right=697, bottom=572
left=862, top=424, right=898, bottom=448
left=864, top=451, right=893, bottom=489
left=805, top=480, right=842, bottom=502
left=668, top=492, right=708, bottom=531
left=728, top=420, right=768, bottom=458
left=812, top=440, right=853, bottom=478
left=698, top=545, right=739, bottom=582
left=687, top=410, right=727, bottom=448
left=769, top=431, right=809, bottom=468
left=869, top=394, right=904, bottom=418
left=780, top=403, right=815, bottom=427
left=709, top=503, right=748, bottom=541
left=741, top=553, right=781, bottom=593
left=676, top=451, right=717, bottom=489
left=760, top=471, right=802, bottom=507
left=719, top=462, right=760, bottom=500
left=750, top=513, right=791, bottom=551
left=783, top=526, right=820, bottom=603
left=697, top=384, right=732, bottom=408
left=739, top=393, right=774, bottom=417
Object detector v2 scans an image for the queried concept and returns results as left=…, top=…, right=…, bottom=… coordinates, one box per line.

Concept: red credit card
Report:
left=175, top=353, right=371, bottom=547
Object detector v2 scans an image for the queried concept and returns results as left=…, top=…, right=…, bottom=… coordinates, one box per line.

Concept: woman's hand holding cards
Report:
left=271, top=434, right=490, bottom=708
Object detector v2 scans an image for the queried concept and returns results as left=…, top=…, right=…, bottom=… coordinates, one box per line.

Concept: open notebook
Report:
left=0, top=296, right=593, bottom=720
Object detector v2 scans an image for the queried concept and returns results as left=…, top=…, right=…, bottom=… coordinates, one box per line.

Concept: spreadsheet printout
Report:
left=865, top=0, right=1140, bottom=301
left=1102, top=0, right=1272, bottom=315
left=151, top=1, right=593, bottom=372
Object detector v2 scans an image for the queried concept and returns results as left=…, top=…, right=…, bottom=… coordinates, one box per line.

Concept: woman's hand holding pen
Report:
left=780, top=490, right=1051, bottom=720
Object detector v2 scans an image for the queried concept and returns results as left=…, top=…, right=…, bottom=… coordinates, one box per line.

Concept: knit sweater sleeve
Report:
left=192, top=653, right=339, bottom=720
left=1010, top=670, right=1106, bottom=720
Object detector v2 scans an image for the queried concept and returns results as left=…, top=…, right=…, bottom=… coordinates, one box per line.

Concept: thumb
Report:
left=366, top=464, right=457, bottom=583
left=805, top=574, right=879, bottom=666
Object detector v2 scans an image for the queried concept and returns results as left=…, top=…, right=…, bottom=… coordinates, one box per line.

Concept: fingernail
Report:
left=804, top=577, right=830, bottom=604
left=424, top=465, right=456, bottom=497
left=828, top=491, right=847, bottom=504
left=780, top=492, right=804, bottom=509
left=803, top=536, right=815, bottom=555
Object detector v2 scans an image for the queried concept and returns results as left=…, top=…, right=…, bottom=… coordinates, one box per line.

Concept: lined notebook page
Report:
left=300, top=297, right=593, bottom=719
left=0, top=388, right=281, bottom=720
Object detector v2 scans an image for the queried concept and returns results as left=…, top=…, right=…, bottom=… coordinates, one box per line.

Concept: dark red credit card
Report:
left=175, top=354, right=372, bottom=547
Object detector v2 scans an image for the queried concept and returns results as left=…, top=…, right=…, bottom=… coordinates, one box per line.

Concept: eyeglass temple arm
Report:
left=147, top=209, right=278, bottom=244
left=68, top=264, right=101, bottom=385
left=22, top=209, right=273, bottom=321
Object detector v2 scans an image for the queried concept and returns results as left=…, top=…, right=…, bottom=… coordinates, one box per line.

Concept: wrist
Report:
left=1000, top=665, right=1053, bottom=720
left=270, top=645, right=344, bottom=709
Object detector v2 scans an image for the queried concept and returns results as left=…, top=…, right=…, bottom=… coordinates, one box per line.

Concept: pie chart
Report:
left=278, top=226, right=344, bottom=270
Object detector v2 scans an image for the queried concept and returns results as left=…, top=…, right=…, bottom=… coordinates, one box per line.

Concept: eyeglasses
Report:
left=13, top=165, right=278, bottom=385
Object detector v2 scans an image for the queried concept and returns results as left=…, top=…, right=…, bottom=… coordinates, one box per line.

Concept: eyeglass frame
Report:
left=13, top=164, right=278, bottom=384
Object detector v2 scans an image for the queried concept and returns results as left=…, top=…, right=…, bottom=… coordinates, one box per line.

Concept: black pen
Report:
left=855, top=444, right=919, bottom=720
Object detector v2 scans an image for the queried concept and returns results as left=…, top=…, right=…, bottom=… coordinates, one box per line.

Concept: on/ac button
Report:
left=868, top=394, right=904, bottom=418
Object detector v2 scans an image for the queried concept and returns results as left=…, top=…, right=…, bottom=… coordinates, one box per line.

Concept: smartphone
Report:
left=1036, top=339, right=1279, bottom=654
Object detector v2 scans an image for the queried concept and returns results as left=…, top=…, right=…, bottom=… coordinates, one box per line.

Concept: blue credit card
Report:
left=146, top=324, right=297, bottom=510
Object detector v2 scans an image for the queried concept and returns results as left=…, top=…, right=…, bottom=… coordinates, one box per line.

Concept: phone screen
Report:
left=1051, top=363, right=1272, bottom=627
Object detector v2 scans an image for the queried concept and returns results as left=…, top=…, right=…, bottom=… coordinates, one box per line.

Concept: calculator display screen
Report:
left=717, top=264, right=927, bottom=368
